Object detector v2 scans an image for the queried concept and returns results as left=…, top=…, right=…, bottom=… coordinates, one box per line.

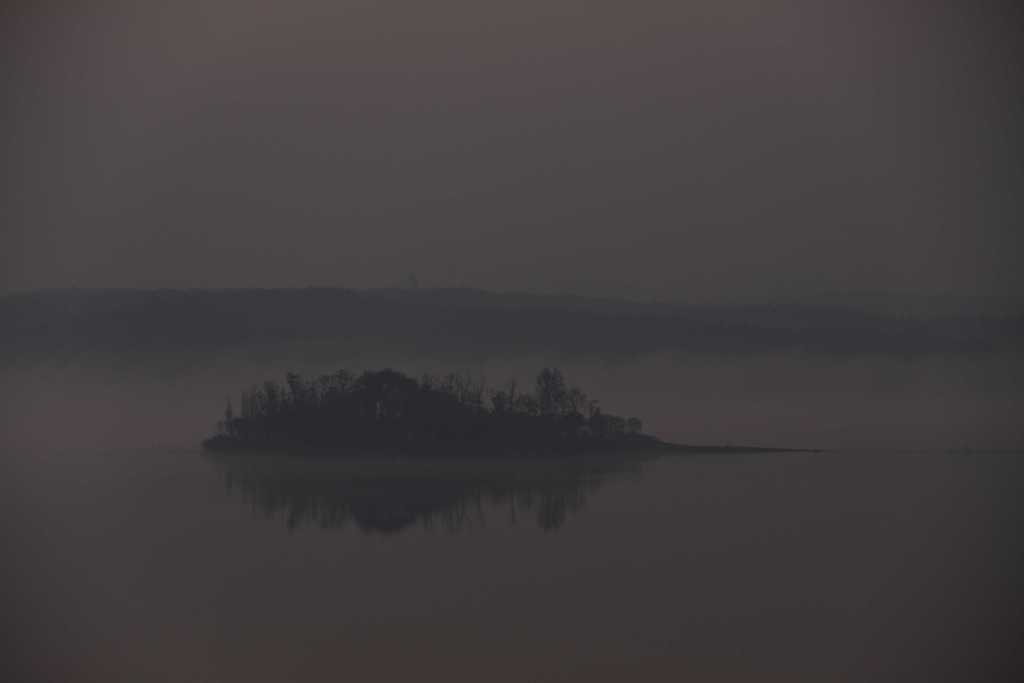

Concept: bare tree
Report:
left=535, top=368, right=568, bottom=416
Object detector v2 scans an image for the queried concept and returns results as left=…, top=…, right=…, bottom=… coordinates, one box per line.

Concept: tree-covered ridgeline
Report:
left=207, top=368, right=650, bottom=454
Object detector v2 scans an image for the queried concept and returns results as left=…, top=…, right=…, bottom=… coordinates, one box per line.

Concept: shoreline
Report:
left=201, top=434, right=820, bottom=456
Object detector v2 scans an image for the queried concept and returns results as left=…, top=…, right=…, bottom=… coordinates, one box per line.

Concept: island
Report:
left=203, top=367, right=807, bottom=456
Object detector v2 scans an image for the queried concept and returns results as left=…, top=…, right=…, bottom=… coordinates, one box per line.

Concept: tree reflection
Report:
left=206, top=452, right=650, bottom=534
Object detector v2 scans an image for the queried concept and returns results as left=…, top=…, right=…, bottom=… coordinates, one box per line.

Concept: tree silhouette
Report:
left=205, top=367, right=653, bottom=456
left=535, top=367, right=568, bottom=416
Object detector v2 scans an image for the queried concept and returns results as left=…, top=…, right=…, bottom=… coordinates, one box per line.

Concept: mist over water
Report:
left=1, top=291, right=1021, bottom=683
left=4, top=286, right=1021, bottom=452
left=4, top=438, right=1021, bottom=681
left=2, top=310, right=1022, bottom=681
left=4, top=0, right=1022, bottom=677
left=3, top=345, right=1021, bottom=453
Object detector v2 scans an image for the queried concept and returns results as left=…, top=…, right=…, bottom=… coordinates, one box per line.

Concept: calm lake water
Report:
left=4, top=444, right=1021, bottom=682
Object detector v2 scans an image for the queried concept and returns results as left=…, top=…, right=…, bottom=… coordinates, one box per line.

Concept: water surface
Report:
left=4, top=444, right=1021, bottom=681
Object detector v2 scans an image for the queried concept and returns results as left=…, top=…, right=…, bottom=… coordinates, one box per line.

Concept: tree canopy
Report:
left=209, top=367, right=649, bottom=455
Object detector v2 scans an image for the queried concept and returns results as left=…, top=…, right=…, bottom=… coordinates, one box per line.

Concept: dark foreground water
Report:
left=3, top=446, right=1022, bottom=682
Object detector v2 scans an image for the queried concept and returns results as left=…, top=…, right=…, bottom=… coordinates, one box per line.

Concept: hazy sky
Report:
left=3, top=1, right=1021, bottom=302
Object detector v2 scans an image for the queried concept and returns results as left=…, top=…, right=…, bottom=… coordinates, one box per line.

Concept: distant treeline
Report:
left=209, top=367, right=648, bottom=454
left=4, top=287, right=1021, bottom=357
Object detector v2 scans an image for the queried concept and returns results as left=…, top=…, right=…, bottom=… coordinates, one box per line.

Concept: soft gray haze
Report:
left=4, top=7, right=1024, bottom=678
left=3, top=1, right=1022, bottom=302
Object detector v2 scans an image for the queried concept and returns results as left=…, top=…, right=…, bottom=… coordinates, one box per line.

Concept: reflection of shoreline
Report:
left=206, top=452, right=651, bottom=534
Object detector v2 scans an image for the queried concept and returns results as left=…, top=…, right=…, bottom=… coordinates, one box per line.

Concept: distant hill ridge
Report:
left=1, top=287, right=1021, bottom=356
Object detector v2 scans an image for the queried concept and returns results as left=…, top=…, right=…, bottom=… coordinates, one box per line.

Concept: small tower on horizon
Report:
left=406, top=272, right=419, bottom=289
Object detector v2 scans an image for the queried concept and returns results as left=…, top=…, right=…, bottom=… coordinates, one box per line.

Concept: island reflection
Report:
left=207, top=452, right=651, bottom=534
